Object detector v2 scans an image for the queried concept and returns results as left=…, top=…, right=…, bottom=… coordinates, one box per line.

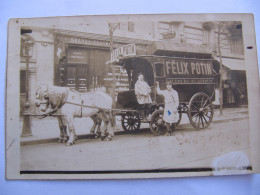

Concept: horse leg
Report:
left=57, top=116, right=65, bottom=143
left=66, top=117, right=77, bottom=146
left=90, top=116, right=97, bottom=134
left=90, top=115, right=100, bottom=139
left=61, top=116, right=69, bottom=143
left=96, top=116, right=102, bottom=137
left=98, top=112, right=112, bottom=141
left=108, top=111, right=115, bottom=137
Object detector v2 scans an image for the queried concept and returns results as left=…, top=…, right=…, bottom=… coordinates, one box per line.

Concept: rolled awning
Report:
left=221, top=58, right=245, bottom=71
left=146, top=41, right=213, bottom=55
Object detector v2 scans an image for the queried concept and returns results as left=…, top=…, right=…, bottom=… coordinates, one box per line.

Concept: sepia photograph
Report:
left=5, top=14, right=260, bottom=179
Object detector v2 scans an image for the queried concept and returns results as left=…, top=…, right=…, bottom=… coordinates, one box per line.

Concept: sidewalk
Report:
left=20, top=106, right=249, bottom=146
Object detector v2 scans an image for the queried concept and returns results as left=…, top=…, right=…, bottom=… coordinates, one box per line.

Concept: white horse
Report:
left=35, top=85, right=114, bottom=145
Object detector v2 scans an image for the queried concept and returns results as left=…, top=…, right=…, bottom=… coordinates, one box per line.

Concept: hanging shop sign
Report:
left=111, top=44, right=136, bottom=63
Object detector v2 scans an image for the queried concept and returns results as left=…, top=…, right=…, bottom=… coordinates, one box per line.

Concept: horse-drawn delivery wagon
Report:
left=34, top=42, right=217, bottom=145
left=113, top=42, right=217, bottom=135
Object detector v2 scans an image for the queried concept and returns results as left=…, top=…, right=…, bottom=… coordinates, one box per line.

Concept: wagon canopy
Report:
left=113, top=42, right=218, bottom=106
left=113, top=42, right=216, bottom=87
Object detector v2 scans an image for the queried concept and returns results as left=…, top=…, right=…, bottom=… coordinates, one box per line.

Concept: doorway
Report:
left=66, top=64, right=88, bottom=91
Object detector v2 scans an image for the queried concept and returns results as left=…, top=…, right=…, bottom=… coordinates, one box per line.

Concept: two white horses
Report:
left=35, top=85, right=114, bottom=145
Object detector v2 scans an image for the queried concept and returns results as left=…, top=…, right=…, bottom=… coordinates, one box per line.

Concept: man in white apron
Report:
left=156, top=81, right=179, bottom=136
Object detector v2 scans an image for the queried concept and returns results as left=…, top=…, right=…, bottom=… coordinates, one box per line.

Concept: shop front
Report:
left=55, top=45, right=110, bottom=92
left=219, top=58, right=247, bottom=107
left=53, top=33, right=148, bottom=93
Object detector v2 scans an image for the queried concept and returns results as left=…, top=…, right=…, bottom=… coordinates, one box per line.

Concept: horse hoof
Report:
left=94, top=134, right=100, bottom=139
left=90, top=134, right=98, bottom=139
left=57, top=139, right=62, bottom=143
left=103, top=136, right=112, bottom=141
left=66, top=142, right=73, bottom=146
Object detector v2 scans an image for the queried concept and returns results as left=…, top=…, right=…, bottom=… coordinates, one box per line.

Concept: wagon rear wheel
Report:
left=121, top=114, right=141, bottom=131
left=149, top=110, right=167, bottom=135
left=188, top=92, right=214, bottom=130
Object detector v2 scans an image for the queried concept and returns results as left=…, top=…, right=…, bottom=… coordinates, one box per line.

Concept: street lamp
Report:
left=21, top=32, right=34, bottom=137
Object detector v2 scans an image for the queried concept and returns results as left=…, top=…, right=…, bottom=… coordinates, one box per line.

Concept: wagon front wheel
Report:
left=188, top=92, right=214, bottom=130
left=149, top=110, right=167, bottom=135
left=121, top=114, right=141, bottom=131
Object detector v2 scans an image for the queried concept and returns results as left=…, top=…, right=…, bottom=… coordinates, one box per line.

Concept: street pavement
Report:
left=20, top=106, right=249, bottom=146
left=20, top=116, right=251, bottom=175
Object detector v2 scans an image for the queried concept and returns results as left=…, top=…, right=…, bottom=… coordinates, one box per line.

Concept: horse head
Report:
left=35, top=84, right=51, bottom=113
left=36, top=84, right=69, bottom=114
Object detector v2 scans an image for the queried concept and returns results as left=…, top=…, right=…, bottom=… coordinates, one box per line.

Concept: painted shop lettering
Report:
left=166, top=61, right=189, bottom=75
left=166, top=60, right=212, bottom=76
left=111, top=44, right=136, bottom=62
left=190, top=62, right=212, bottom=75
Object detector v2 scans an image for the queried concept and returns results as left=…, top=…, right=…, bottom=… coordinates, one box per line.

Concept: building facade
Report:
left=20, top=19, right=247, bottom=114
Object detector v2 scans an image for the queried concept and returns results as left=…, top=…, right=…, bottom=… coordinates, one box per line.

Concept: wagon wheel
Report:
left=149, top=110, right=167, bottom=135
left=121, top=114, right=141, bottom=131
left=188, top=92, right=214, bottom=130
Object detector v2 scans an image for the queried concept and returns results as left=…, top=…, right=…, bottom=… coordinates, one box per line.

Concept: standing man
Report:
left=135, top=73, right=152, bottom=121
left=156, top=81, right=179, bottom=136
left=230, top=81, right=244, bottom=107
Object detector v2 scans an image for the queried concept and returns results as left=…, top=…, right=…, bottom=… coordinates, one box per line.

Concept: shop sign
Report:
left=111, top=44, right=136, bottom=63
left=164, top=58, right=214, bottom=84
left=56, top=34, right=125, bottom=48
left=68, top=49, right=88, bottom=64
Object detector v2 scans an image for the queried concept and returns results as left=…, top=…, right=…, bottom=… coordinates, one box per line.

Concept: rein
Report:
left=65, top=101, right=136, bottom=113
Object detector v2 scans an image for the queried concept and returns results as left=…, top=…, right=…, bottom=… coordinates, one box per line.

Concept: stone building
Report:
left=20, top=18, right=246, bottom=114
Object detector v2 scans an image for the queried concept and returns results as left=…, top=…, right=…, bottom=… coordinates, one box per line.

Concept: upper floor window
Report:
left=230, top=39, right=244, bottom=55
left=128, top=22, right=135, bottom=32
left=184, top=26, right=204, bottom=45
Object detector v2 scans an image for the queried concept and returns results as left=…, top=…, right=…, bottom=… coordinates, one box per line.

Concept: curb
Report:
left=20, top=131, right=129, bottom=146
left=212, top=116, right=249, bottom=124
